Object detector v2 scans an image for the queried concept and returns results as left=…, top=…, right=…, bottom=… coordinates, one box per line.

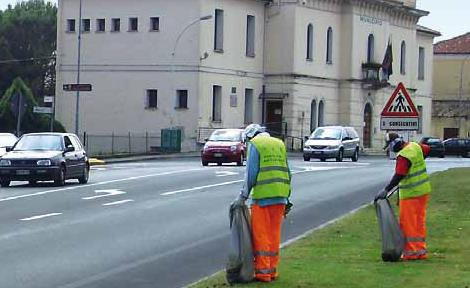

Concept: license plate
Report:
left=214, top=153, right=223, bottom=157
left=313, top=151, right=323, bottom=155
left=16, top=170, right=30, bottom=175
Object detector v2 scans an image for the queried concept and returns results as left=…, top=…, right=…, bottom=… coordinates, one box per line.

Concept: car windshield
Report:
left=209, top=130, right=241, bottom=142
left=0, top=134, right=17, bottom=147
left=310, top=128, right=342, bottom=140
left=13, top=135, right=63, bottom=151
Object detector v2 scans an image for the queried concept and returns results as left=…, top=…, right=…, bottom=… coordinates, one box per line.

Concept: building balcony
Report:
left=361, top=62, right=390, bottom=90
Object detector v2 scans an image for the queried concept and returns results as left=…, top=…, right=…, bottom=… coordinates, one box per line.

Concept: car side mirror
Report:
left=204, top=138, right=209, bottom=142
left=5, top=146, right=12, bottom=152
left=65, top=145, right=75, bottom=153
left=304, top=136, right=309, bottom=141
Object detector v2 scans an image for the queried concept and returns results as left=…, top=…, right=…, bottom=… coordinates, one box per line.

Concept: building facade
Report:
left=55, top=0, right=438, bottom=152
left=432, top=33, right=470, bottom=139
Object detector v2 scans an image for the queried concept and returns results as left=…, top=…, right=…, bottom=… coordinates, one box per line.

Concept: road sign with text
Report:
left=380, top=82, right=419, bottom=131
left=63, top=84, right=92, bottom=92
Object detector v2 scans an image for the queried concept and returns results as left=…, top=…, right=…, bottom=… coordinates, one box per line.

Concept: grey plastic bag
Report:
left=375, top=198, right=404, bottom=262
left=226, top=201, right=254, bottom=284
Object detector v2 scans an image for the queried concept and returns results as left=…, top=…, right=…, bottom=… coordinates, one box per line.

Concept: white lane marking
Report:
left=161, top=180, right=243, bottom=196
left=82, top=189, right=126, bottom=200
left=0, top=168, right=204, bottom=203
left=20, top=213, right=62, bottom=221
left=91, top=167, right=107, bottom=171
left=102, top=199, right=134, bottom=206
left=215, top=171, right=238, bottom=177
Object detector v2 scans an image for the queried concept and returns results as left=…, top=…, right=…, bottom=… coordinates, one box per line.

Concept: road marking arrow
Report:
left=82, top=189, right=126, bottom=200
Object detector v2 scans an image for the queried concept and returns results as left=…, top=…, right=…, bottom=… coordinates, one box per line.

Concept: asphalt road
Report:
left=0, top=155, right=469, bottom=288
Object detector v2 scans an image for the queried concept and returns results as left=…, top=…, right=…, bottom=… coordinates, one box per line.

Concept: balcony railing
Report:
left=361, top=62, right=389, bottom=90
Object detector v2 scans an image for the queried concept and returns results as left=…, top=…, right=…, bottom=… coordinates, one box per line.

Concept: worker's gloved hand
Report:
left=284, top=200, right=293, bottom=218
left=233, top=194, right=247, bottom=207
left=374, top=188, right=388, bottom=201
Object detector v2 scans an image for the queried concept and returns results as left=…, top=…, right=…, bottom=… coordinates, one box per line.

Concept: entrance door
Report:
left=363, top=104, right=372, bottom=148
left=443, top=128, right=459, bottom=140
left=265, top=101, right=283, bottom=137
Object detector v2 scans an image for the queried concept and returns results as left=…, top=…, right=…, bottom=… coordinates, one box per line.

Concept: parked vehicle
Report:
left=0, top=133, right=89, bottom=187
left=303, top=126, right=360, bottom=162
left=201, top=129, right=246, bottom=166
left=0, top=133, right=18, bottom=158
left=443, top=138, right=470, bottom=157
left=419, top=137, right=445, bottom=158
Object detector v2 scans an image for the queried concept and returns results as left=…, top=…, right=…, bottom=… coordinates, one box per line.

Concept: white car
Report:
left=0, top=133, right=18, bottom=157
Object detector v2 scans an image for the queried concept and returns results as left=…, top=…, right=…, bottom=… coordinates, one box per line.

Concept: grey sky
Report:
left=0, top=0, right=467, bottom=42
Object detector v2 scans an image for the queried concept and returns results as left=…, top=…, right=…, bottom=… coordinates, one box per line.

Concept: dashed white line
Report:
left=20, top=213, right=62, bottom=221
left=102, top=199, right=134, bottom=206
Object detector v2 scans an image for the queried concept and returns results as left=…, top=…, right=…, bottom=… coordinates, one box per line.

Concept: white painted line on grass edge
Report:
left=102, top=199, right=134, bottom=206
left=20, top=213, right=62, bottom=221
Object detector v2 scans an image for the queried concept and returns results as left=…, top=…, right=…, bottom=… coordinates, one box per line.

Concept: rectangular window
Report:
left=418, top=47, right=425, bottom=80
left=129, top=17, right=138, bottom=32
left=176, top=90, right=188, bottom=109
left=246, top=15, right=255, bottom=57
left=150, top=17, right=160, bottom=31
left=146, top=90, right=158, bottom=109
left=67, top=19, right=76, bottom=32
left=214, top=9, right=224, bottom=52
left=111, top=18, right=121, bottom=32
left=96, top=19, right=105, bottom=32
left=417, top=105, right=423, bottom=134
left=244, top=89, right=253, bottom=124
left=212, top=85, right=222, bottom=122
left=82, top=19, right=91, bottom=32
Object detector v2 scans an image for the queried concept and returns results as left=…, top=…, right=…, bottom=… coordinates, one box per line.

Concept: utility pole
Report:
left=75, top=0, right=83, bottom=135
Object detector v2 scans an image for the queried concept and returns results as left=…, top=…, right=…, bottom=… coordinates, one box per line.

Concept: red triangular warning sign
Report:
left=381, top=82, right=419, bottom=117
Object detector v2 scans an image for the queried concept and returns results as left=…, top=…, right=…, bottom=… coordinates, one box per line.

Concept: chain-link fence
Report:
left=80, top=132, right=161, bottom=156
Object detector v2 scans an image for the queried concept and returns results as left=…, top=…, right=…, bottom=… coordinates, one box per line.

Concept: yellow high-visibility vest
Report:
left=398, top=142, right=431, bottom=199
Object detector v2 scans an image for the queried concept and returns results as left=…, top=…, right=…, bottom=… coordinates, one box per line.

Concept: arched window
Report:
left=400, top=41, right=406, bottom=75
left=326, top=27, right=333, bottom=64
left=310, top=100, right=317, bottom=132
left=318, top=100, right=324, bottom=127
left=307, top=24, right=313, bottom=60
left=367, top=34, right=374, bottom=63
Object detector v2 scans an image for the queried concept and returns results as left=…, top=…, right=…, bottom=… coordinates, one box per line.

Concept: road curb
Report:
left=89, top=158, right=106, bottom=166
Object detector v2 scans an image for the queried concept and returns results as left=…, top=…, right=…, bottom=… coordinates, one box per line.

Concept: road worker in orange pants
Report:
left=238, top=124, right=292, bottom=282
left=376, top=133, right=431, bottom=260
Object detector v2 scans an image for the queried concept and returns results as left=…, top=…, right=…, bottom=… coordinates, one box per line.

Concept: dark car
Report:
left=443, top=138, right=470, bottom=157
left=201, top=129, right=245, bottom=166
left=420, top=137, right=445, bottom=158
left=0, top=133, right=89, bottom=187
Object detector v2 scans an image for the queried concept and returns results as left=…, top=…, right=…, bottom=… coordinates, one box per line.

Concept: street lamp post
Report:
left=169, top=15, right=212, bottom=127
left=75, top=0, right=83, bottom=135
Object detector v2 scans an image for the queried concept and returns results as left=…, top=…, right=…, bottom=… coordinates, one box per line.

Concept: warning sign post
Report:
left=380, top=82, right=419, bottom=131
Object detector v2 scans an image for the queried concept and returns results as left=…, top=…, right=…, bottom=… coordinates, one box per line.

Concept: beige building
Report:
left=55, top=0, right=438, bottom=152
left=432, top=33, right=470, bottom=139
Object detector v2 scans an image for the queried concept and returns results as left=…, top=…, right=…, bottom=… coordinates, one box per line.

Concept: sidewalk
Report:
left=89, top=152, right=200, bottom=165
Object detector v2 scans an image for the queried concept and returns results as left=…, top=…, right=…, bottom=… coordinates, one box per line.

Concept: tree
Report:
left=0, top=0, right=57, bottom=100
left=0, top=77, right=65, bottom=134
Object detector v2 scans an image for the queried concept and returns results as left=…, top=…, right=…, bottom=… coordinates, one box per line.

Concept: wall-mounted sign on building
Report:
left=380, top=82, right=419, bottom=131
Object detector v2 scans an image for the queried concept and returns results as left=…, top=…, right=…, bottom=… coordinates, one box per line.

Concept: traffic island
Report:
left=190, top=168, right=470, bottom=288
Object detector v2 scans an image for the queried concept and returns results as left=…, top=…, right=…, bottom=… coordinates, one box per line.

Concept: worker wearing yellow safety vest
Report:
left=237, top=124, right=292, bottom=282
left=376, top=133, right=431, bottom=260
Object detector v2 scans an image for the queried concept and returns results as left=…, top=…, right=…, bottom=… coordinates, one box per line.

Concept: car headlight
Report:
left=230, top=145, right=237, bottom=152
left=37, top=160, right=52, bottom=166
left=203, top=144, right=209, bottom=151
left=0, top=159, right=11, bottom=166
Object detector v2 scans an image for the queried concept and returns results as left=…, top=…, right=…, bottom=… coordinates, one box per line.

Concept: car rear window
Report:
left=209, top=130, right=242, bottom=142
left=426, top=138, right=441, bottom=144
left=14, top=135, right=63, bottom=151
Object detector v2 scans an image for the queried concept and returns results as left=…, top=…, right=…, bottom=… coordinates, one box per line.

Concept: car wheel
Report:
left=54, top=166, right=66, bottom=186
left=0, top=179, right=10, bottom=187
left=320, top=158, right=326, bottom=162
left=303, top=155, right=310, bottom=162
left=202, top=161, right=208, bottom=166
left=351, top=149, right=359, bottom=162
left=78, top=165, right=89, bottom=184
left=439, top=153, right=445, bottom=158
left=237, top=153, right=244, bottom=166
left=336, top=149, right=344, bottom=162
left=217, top=162, right=222, bottom=166
left=29, top=180, right=37, bottom=186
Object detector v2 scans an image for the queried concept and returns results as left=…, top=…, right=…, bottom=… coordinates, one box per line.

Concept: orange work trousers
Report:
left=399, top=194, right=429, bottom=260
left=251, top=204, right=285, bottom=282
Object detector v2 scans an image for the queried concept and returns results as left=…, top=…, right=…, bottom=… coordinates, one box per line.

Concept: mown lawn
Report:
left=191, top=168, right=470, bottom=288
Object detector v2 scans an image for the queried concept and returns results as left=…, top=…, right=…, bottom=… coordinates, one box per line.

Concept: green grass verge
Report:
left=191, top=168, right=470, bottom=288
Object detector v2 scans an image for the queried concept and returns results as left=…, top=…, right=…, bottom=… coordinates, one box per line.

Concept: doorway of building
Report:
left=265, top=100, right=283, bottom=137
left=363, top=103, right=372, bottom=148
left=443, top=128, right=459, bottom=140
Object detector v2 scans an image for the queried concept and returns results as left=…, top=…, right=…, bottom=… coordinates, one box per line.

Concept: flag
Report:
left=382, top=40, right=393, bottom=80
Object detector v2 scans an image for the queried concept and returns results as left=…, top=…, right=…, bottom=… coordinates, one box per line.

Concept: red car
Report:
left=201, top=129, right=245, bottom=166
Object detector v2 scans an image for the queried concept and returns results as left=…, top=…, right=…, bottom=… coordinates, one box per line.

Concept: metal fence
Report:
left=80, top=132, right=161, bottom=156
